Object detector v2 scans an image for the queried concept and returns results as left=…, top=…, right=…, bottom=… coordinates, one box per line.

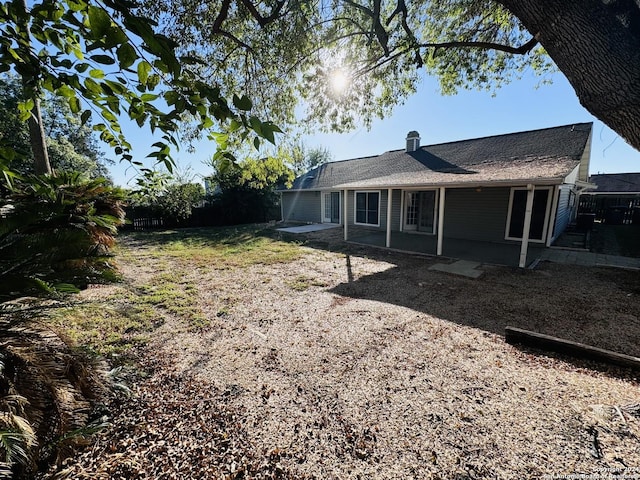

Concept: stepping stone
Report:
left=428, top=260, right=484, bottom=278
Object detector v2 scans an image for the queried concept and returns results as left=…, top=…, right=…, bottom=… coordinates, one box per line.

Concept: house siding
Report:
left=578, top=129, right=592, bottom=182
left=443, top=187, right=511, bottom=242
left=553, top=186, right=574, bottom=238
left=281, top=191, right=321, bottom=223
left=391, top=190, right=402, bottom=231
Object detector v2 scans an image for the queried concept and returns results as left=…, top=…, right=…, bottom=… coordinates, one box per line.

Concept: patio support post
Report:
left=386, top=188, right=392, bottom=248
left=437, top=187, right=446, bottom=256
left=399, top=190, right=404, bottom=232
left=519, top=184, right=535, bottom=268
left=343, top=189, right=348, bottom=241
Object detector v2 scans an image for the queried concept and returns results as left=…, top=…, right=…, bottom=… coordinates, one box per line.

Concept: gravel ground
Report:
left=49, top=230, right=640, bottom=480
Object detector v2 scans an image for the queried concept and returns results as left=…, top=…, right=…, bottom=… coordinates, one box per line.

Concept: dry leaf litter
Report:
left=43, top=230, right=640, bottom=479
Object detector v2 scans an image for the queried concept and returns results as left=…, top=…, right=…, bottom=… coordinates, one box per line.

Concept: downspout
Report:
left=437, top=187, right=446, bottom=255
left=386, top=188, right=392, bottom=248
left=519, top=184, right=535, bottom=268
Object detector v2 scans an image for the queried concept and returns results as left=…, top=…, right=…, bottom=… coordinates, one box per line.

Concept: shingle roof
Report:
left=288, top=123, right=592, bottom=190
left=586, top=173, right=640, bottom=193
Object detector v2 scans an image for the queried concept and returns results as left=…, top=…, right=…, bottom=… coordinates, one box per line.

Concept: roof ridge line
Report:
left=326, top=122, right=594, bottom=163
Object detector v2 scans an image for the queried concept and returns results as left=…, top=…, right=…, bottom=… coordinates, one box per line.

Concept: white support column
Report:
left=343, top=189, right=349, bottom=241
left=399, top=190, right=404, bottom=232
left=519, top=184, right=535, bottom=268
left=546, top=185, right=561, bottom=247
left=437, top=187, right=446, bottom=256
left=386, top=188, right=393, bottom=248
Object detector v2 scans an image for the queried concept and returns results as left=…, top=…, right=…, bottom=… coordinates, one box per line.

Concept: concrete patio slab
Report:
left=277, top=224, right=340, bottom=234
left=541, top=248, right=640, bottom=270
left=428, top=259, right=484, bottom=278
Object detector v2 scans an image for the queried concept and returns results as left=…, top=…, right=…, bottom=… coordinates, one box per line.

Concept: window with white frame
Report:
left=404, top=190, right=437, bottom=233
left=505, top=187, right=552, bottom=242
left=355, top=191, right=380, bottom=226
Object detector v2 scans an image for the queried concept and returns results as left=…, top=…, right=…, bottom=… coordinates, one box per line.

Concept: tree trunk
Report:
left=27, top=97, right=52, bottom=175
left=19, top=0, right=52, bottom=176
left=497, top=0, right=640, bottom=152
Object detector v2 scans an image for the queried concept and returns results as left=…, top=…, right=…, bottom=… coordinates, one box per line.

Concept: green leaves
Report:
left=0, top=172, right=127, bottom=302
left=80, top=110, right=91, bottom=125
left=17, top=99, right=35, bottom=122
left=89, top=54, right=115, bottom=65
left=232, top=94, right=252, bottom=111
left=87, top=6, right=112, bottom=39
left=137, top=60, right=152, bottom=85
left=89, top=68, right=105, bottom=79
left=68, top=96, right=81, bottom=113
left=0, top=0, right=277, bottom=184
left=260, top=121, right=282, bottom=145
left=116, top=43, right=136, bottom=69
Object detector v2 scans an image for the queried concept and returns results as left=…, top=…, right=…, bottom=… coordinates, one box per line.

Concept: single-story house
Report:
left=279, top=123, right=594, bottom=267
left=579, top=173, right=640, bottom=224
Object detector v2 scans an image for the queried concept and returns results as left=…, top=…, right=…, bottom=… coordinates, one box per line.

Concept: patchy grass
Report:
left=50, top=299, right=158, bottom=357
left=136, top=272, right=208, bottom=328
left=120, top=225, right=304, bottom=268
left=286, top=274, right=329, bottom=291
left=52, top=224, right=305, bottom=356
left=46, top=225, right=640, bottom=480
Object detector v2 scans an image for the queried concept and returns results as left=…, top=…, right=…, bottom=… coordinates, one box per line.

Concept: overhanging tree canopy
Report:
left=145, top=0, right=640, bottom=152
left=0, top=0, right=281, bottom=180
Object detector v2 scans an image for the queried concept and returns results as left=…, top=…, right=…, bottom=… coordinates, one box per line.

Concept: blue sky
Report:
left=110, top=70, right=640, bottom=187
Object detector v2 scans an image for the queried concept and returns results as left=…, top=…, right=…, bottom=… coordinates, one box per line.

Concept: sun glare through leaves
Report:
left=329, top=69, right=350, bottom=95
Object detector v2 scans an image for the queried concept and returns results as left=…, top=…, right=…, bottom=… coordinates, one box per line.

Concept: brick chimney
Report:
left=406, top=131, right=420, bottom=152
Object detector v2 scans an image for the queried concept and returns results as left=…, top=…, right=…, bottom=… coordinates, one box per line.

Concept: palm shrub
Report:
left=0, top=314, right=111, bottom=478
left=0, top=172, right=126, bottom=301
left=0, top=384, right=36, bottom=479
left=0, top=172, right=125, bottom=477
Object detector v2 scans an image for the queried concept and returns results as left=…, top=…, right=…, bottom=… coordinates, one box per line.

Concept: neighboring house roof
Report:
left=286, top=123, right=592, bottom=190
left=585, top=173, right=640, bottom=194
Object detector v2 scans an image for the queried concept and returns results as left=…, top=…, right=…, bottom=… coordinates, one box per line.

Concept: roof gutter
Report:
left=277, top=176, right=579, bottom=193
left=574, top=180, right=598, bottom=191
left=275, top=187, right=339, bottom=193
left=331, top=176, right=568, bottom=190
left=581, top=191, right=640, bottom=195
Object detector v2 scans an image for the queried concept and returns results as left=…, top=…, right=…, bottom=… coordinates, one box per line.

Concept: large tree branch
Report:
left=420, top=36, right=539, bottom=55
left=212, top=0, right=232, bottom=32
left=355, top=35, right=539, bottom=77
left=343, top=0, right=390, bottom=54
left=385, top=0, right=422, bottom=65
left=497, top=0, right=640, bottom=151
left=371, top=0, right=389, bottom=54
left=238, top=0, right=287, bottom=27
left=217, top=30, right=255, bottom=53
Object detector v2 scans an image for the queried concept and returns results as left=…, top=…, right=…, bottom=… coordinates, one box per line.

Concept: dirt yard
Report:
left=47, top=227, right=640, bottom=479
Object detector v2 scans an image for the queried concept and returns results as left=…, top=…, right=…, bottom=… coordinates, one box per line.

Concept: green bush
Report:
left=0, top=172, right=126, bottom=301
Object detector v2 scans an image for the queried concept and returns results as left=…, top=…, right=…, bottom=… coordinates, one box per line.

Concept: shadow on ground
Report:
left=590, top=224, right=640, bottom=258
left=269, top=225, right=640, bottom=373
left=121, top=224, right=640, bottom=376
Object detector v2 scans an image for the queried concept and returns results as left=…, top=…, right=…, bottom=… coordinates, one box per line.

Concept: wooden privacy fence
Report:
left=123, top=204, right=282, bottom=231
left=579, top=194, right=640, bottom=224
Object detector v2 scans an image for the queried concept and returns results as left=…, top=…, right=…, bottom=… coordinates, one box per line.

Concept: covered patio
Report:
left=349, top=231, right=545, bottom=267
